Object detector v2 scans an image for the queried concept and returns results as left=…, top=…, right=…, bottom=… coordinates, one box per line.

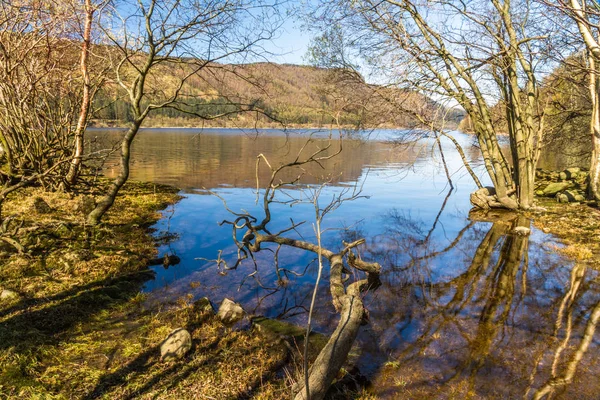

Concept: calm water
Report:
left=93, top=128, right=600, bottom=399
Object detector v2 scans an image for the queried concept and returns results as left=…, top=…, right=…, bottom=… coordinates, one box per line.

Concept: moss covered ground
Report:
left=0, top=183, right=292, bottom=399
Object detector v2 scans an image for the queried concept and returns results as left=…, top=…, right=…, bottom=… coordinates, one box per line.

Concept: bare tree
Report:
left=555, top=0, right=600, bottom=202
left=306, top=0, right=560, bottom=210
left=211, top=138, right=381, bottom=400
left=86, top=0, right=282, bottom=225
left=64, top=0, right=108, bottom=186
left=0, top=1, right=84, bottom=216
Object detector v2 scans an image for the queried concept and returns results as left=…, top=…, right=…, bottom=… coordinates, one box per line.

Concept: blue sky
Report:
left=261, top=17, right=312, bottom=65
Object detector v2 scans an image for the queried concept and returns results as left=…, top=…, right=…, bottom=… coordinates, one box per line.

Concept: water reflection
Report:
left=361, top=211, right=600, bottom=398
left=528, top=263, right=600, bottom=400
left=89, top=128, right=429, bottom=190
left=90, top=128, right=600, bottom=398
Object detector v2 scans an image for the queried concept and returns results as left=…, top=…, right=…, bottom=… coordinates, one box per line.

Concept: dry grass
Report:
left=528, top=199, right=600, bottom=268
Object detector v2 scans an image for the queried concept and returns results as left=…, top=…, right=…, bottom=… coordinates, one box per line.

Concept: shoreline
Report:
left=1, top=176, right=598, bottom=398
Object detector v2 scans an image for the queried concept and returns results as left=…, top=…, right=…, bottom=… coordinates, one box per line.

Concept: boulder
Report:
left=217, top=298, right=245, bottom=324
left=559, top=172, right=568, bottom=181
left=160, top=328, right=192, bottom=361
left=0, top=289, right=18, bottom=300
left=543, top=182, right=573, bottom=196
left=33, top=197, right=52, bottom=214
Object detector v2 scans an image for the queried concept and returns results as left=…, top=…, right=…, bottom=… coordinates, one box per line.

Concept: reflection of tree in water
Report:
left=90, top=130, right=417, bottom=190
left=359, top=208, right=600, bottom=398
left=528, top=262, right=600, bottom=400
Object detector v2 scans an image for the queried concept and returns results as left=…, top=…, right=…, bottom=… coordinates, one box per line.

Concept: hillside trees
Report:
left=86, top=0, right=283, bottom=225
left=307, top=0, right=560, bottom=210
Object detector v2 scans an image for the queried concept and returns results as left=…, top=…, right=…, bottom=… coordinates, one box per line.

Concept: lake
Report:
left=91, top=127, right=600, bottom=398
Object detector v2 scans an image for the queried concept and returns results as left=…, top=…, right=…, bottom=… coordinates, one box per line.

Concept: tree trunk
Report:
left=86, top=123, right=140, bottom=225
left=293, top=292, right=364, bottom=400
left=590, top=134, right=600, bottom=202
left=589, top=59, right=600, bottom=202
left=65, top=0, right=93, bottom=186
left=516, top=159, right=536, bottom=209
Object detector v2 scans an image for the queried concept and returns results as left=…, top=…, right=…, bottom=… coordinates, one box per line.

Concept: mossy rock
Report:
left=543, top=182, right=574, bottom=196
left=193, top=297, right=214, bottom=314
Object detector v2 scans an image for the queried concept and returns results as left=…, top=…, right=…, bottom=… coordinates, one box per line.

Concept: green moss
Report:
left=0, top=182, right=293, bottom=399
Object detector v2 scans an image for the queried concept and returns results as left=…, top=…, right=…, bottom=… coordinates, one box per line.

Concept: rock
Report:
left=33, top=197, right=52, bottom=214
left=0, top=289, right=18, bottom=300
left=252, top=316, right=329, bottom=353
left=535, top=190, right=544, bottom=197
left=559, top=172, right=567, bottom=181
left=217, top=298, right=245, bottom=324
left=575, top=194, right=586, bottom=202
left=147, top=254, right=181, bottom=268
left=556, top=193, right=569, bottom=203
left=564, top=190, right=579, bottom=202
left=253, top=316, right=307, bottom=339
left=160, top=328, right=192, bottom=361
left=543, top=182, right=573, bottom=196
left=513, top=226, right=531, bottom=236
left=565, top=167, right=581, bottom=178
left=193, top=297, right=214, bottom=314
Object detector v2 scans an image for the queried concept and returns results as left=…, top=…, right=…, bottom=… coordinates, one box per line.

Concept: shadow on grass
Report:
left=83, top=311, right=290, bottom=400
left=0, top=270, right=154, bottom=347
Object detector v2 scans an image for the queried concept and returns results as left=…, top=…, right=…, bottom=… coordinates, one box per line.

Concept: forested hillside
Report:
left=92, top=62, right=463, bottom=128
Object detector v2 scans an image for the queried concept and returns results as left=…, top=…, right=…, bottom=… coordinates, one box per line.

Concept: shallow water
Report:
left=93, top=127, right=600, bottom=398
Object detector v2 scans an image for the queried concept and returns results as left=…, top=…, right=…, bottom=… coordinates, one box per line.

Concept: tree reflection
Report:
left=360, top=210, right=600, bottom=398
left=528, top=262, right=600, bottom=400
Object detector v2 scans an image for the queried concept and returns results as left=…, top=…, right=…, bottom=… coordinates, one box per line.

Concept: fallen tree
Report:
left=211, top=137, right=381, bottom=399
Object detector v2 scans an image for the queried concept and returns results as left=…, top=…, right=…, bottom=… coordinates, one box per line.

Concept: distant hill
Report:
left=91, top=61, right=463, bottom=129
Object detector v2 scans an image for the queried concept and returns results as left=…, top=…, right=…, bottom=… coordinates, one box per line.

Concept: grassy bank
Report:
left=529, top=199, right=600, bottom=267
left=0, top=183, right=290, bottom=399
